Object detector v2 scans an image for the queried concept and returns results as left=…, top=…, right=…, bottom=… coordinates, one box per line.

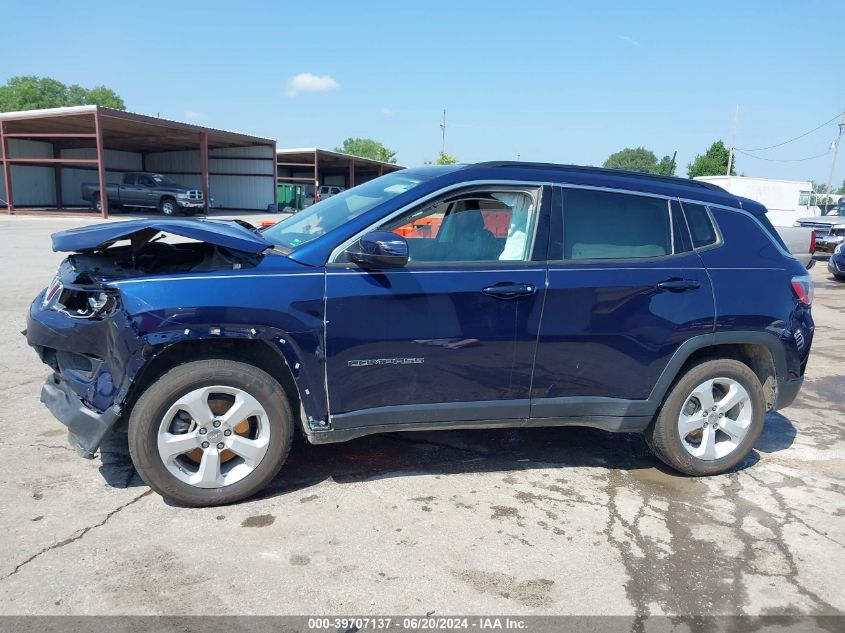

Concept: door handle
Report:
left=656, top=278, right=700, bottom=291
left=482, top=282, right=537, bottom=299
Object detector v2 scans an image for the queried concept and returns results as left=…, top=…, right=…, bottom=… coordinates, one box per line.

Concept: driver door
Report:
left=323, top=184, right=550, bottom=432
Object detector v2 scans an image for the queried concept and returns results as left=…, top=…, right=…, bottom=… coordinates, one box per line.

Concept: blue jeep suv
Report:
left=26, top=162, right=814, bottom=506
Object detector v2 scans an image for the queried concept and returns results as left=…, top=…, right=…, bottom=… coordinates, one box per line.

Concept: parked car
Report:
left=828, top=243, right=845, bottom=281
left=319, top=185, right=345, bottom=200
left=775, top=225, right=816, bottom=269
left=81, top=172, right=204, bottom=216
left=27, top=163, right=814, bottom=506
left=795, top=200, right=845, bottom=253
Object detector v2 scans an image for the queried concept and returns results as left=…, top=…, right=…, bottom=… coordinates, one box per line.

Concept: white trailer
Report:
left=694, top=175, right=816, bottom=227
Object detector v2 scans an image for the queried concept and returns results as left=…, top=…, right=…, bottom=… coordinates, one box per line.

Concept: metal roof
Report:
left=277, top=147, right=404, bottom=170
left=0, top=106, right=274, bottom=152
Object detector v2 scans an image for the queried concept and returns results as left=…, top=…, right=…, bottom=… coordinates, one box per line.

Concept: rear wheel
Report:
left=646, top=359, right=765, bottom=476
left=128, top=359, right=293, bottom=506
left=159, top=197, right=178, bottom=216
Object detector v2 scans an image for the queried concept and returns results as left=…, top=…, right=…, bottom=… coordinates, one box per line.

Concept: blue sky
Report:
left=3, top=0, right=844, bottom=183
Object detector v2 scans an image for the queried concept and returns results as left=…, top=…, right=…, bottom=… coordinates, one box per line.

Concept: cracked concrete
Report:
left=0, top=215, right=843, bottom=616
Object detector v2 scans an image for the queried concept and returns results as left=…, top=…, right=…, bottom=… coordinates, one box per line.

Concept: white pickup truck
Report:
left=794, top=201, right=845, bottom=253
left=775, top=226, right=815, bottom=269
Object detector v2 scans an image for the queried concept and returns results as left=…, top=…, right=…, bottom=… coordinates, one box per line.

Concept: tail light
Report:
left=791, top=274, right=814, bottom=306
left=809, top=231, right=816, bottom=254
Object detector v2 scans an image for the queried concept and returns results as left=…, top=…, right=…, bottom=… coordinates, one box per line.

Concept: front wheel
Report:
left=159, top=198, right=179, bottom=216
left=646, top=359, right=765, bottom=476
left=128, top=359, right=294, bottom=506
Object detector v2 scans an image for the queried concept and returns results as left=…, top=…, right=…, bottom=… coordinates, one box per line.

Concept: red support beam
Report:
left=200, top=131, right=209, bottom=216
left=53, top=146, right=63, bottom=210
left=348, top=158, right=355, bottom=188
left=0, top=121, right=14, bottom=215
left=3, top=133, right=98, bottom=139
left=93, top=109, right=108, bottom=219
left=271, top=141, right=277, bottom=211
left=2, top=157, right=98, bottom=165
left=277, top=161, right=316, bottom=168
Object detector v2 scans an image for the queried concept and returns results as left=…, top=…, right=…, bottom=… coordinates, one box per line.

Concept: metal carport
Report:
left=276, top=148, right=404, bottom=197
left=0, top=106, right=277, bottom=218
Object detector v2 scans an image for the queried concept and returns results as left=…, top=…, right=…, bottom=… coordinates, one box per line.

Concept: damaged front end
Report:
left=26, top=219, right=274, bottom=458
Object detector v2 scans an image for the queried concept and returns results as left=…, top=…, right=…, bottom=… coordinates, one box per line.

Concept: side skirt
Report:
left=306, top=414, right=652, bottom=445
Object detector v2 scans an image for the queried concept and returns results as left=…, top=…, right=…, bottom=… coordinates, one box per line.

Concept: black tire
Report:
left=92, top=194, right=102, bottom=213
left=645, top=359, right=766, bottom=476
left=128, top=359, right=293, bottom=506
left=834, top=274, right=845, bottom=282
left=159, top=197, right=178, bottom=216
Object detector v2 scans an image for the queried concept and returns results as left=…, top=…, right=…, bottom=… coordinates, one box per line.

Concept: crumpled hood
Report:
left=51, top=218, right=273, bottom=254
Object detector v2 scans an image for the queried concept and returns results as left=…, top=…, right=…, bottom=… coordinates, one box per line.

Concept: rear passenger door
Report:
left=530, top=186, right=715, bottom=421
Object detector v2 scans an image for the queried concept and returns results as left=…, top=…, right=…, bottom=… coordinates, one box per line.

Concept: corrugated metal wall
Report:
left=0, top=139, right=55, bottom=206
left=2, top=139, right=274, bottom=211
left=60, top=148, right=143, bottom=206
left=146, top=145, right=274, bottom=210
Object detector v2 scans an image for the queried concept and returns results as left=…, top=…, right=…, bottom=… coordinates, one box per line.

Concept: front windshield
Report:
left=152, top=174, right=178, bottom=187
left=263, top=171, right=430, bottom=249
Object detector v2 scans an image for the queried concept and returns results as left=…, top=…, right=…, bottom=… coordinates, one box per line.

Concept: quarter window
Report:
left=375, top=189, right=539, bottom=263
left=683, top=202, right=719, bottom=249
left=563, top=189, right=672, bottom=260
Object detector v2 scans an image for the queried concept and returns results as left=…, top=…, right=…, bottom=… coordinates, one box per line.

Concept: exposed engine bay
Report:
left=47, top=239, right=262, bottom=320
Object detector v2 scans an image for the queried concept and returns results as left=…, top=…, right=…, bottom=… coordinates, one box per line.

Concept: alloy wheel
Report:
left=156, top=386, right=271, bottom=488
left=677, top=377, right=753, bottom=461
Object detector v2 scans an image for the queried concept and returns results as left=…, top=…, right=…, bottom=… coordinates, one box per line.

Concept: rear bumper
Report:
left=40, top=374, right=121, bottom=458
left=774, top=376, right=803, bottom=411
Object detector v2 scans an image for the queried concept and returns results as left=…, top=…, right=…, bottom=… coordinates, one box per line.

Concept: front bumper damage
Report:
left=26, top=285, right=145, bottom=458
left=41, top=373, right=121, bottom=458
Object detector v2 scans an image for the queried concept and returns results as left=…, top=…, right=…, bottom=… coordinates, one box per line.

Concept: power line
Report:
left=736, top=109, right=845, bottom=152
left=734, top=148, right=831, bottom=163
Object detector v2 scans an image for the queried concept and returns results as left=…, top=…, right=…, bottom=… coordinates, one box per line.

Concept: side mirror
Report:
left=348, top=231, right=409, bottom=268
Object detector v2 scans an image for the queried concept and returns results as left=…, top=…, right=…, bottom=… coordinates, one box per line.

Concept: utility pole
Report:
left=669, top=150, right=677, bottom=176
left=824, top=108, right=845, bottom=208
left=726, top=104, right=739, bottom=176
left=440, top=109, right=446, bottom=156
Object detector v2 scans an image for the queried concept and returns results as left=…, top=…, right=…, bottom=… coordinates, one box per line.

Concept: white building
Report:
left=694, top=175, right=820, bottom=227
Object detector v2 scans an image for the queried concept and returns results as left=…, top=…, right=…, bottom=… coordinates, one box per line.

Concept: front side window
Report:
left=563, top=189, right=671, bottom=260
left=374, top=188, right=539, bottom=264
left=683, top=202, right=719, bottom=249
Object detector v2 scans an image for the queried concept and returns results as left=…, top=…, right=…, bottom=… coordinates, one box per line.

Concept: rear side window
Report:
left=562, top=189, right=671, bottom=260
left=683, top=202, right=719, bottom=249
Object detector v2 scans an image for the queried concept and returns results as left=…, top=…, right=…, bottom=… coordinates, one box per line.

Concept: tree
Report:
left=0, top=75, right=125, bottom=112
left=656, top=155, right=676, bottom=176
left=604, top=147, right=658, bottom=173
left=436, top=151, right=458, bottom=165
left=837, top=180, right=845, bottom=196
left=687, top=140, right=735, bottom=178
left=335, top=137, right=397, bottom=164
left=603, top=147, right=675, bottom=175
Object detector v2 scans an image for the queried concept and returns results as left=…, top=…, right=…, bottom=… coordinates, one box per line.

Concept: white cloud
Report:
left=617, top=35, right=641, bottom=47
left=380, top=107, right=394, bottom=117
left=184, top=111, right=209, bottom=122
left=285, top=73, right=340, bottom=96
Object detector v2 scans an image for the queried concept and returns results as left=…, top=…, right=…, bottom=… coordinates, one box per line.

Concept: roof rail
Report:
left=470, top=161, right=724, bottom=192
